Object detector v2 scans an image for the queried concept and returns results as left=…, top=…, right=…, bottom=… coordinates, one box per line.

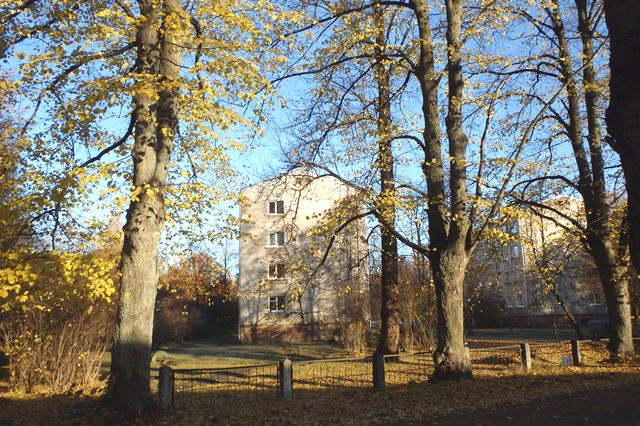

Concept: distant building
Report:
left=238, top=171, right=368, bottom=342
left=467, top=195, right=606, bottom=326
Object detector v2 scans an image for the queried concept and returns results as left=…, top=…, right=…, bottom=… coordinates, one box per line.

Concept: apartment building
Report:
left=237, top=171, right=368, bottom=342
left=467, top=196, right=606, bottom=326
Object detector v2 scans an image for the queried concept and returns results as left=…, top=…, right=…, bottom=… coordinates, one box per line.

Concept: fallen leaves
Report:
left=1, top=341, right=640, bottom=425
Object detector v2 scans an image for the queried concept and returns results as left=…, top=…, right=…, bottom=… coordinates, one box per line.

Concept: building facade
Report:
left=238, top=171, right=368, bottom=342
left=467, top=196, right=606, bottom=326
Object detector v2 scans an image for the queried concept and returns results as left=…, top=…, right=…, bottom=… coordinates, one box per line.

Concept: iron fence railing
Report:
left=469, top=345, right=521, bottom=370
left=293, top=356, right=372, bottom=392
left=171, top=363, right=279, bottom=406
left=160, top=338, right=631, bottom=407
left=383, top=352, right=431, bottom=385
left=529, top=341, right=572, bottom=367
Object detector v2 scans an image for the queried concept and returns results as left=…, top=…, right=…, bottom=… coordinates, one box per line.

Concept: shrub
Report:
left=466, top=296, right=505, bottom=328
left=0, top=251, right=116, bottom=392
left=339, top=320, right=368, bottom=356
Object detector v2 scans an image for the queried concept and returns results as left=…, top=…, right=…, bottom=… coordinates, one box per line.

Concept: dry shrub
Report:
left=398, top=258, right=436, bottom=352
left=1, top=306, right=112, bottom=393
left=340, top=321, right=368, bottom=356
left=153, top=297, right=191, bottom=345
left=0, top=250, right=117, bottom=393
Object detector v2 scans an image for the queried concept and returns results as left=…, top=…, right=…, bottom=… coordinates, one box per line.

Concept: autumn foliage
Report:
left=0, top=250, right=117, bottom=392
left=154, top=253, right=238, bottom=345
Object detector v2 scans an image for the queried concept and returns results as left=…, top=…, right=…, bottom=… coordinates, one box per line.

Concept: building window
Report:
left=269, top=200, right=284, bottom=215
left=516, top=294, right=525, bottom=307
left=268, top=263, right=286, bottom=279
left=267, top=231, right=285, bottom=247
left=511, top=244, right=522, bottom=257
left=269, top=295, right=286, bottom=312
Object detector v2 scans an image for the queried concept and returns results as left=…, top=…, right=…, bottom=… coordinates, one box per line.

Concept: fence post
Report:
left=519, top=343, right=531, bottom=370
left=278, top=358, right=293, bottom=399
left=372, top=351, right=385, bottom=390
left=159, top=365, right=174, bottom=409
left=571, top=339, right=582, bottom=366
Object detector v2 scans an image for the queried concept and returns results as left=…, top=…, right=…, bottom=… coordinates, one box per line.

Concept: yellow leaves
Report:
left=0, top=250, right=117, bottom=314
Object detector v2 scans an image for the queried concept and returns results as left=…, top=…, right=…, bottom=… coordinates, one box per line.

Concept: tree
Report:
left=281, top=0, right=534, bottom=379
left=373, top=1, right=401, bottom=355
left=4, top=0, right=285, bottom=411
left=603, top=1, right=640, bottom=274
left=155, top=251, right=237, bottom=344
left=506, top=0, right=634, bottom=355
left=274, top=0, right=405, bottom=354
left=108, top=0, right=185, bottom=410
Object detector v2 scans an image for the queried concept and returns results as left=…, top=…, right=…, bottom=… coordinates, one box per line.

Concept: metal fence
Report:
left=161, top=339, right=625, bottom=408
left=469, top=345, right=521, bottom=371
left=293, top=356, right=372, bottom=392
left=383, top=351, right=431, bottom=385
left=530, top=341, right=572, bottom=367
left=170, top=363, right=279, bottom=407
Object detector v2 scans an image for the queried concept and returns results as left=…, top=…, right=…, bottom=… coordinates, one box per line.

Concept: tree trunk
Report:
left=551, top=286, right=585, bottom=340
left=373, top=2, right=400, bottom=355
left=432, top=247, right=472, bottom=380
left=604, top=276, right=635, bottom=356
left=411, top=0, right=472, bottom=379
left=107, top=0, right=183, bottom=412
left=603, top=0, right=640, bottom=274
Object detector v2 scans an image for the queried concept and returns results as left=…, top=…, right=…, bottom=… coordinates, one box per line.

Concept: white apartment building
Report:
left=237, top=171, right=368, bottom=342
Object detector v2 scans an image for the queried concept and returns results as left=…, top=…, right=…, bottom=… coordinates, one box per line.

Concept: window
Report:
left=269, top=200, right=284, bottom=215
left=516, top=294, right=525, bottom=307
left=269, top=295, right=286, bottom=312
left=267, top=231, right=285, bottom=247
left=268, top=263, right=286, bottom=279
left=511, top=244, right=522, bottom=257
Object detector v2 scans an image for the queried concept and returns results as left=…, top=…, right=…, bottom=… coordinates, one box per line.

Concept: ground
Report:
left=1, top=328, right=639, bottom=425
left=421, top=382, right=640, bottom=425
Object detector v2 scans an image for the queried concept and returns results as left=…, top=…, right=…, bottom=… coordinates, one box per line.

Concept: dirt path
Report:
left=417, top=383, right=640, bottom=425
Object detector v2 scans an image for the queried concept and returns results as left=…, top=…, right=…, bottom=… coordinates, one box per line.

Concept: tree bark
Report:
left=431, top=245, right=472, bottom=380
left=603, top=0, right=640, bottom=274
left=107, top=0, right=183, bottom=412
left=373, top=2, right=400, bottom=355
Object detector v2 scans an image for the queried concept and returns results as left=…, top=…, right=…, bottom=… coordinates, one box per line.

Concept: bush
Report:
left=0, top=251, right=116, bottom=392
left=466, top=296, right=505, bottom=328
left=153, top=296, right=192, bottom=345
left=339, top=321, right=368, bottom=356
